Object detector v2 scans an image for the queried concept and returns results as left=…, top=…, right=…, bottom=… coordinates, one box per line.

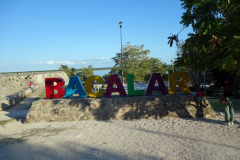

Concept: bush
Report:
left=188, top=86, right=196, bottom=91
left=233, top=90, right=240, bottom=99
left=206, top=90, right=215, bottom=96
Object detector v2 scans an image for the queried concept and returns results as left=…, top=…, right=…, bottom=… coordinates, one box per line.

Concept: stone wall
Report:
left=0, top=85, right=40, bottom=110
left=24, top=95, right=216, bottom=123
left=0, top=71, right=69, bottom=98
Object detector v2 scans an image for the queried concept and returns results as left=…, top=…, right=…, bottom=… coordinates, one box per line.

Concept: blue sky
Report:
left=0, top=0, right=193, bottom=75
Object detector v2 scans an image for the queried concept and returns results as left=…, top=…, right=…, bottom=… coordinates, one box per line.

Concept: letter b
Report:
left=45, top=78, right=65, bottom=99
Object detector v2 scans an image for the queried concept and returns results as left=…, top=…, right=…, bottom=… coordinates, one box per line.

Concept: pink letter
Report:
left=104, top=75, right=127, bottom=97
left=145, top=73, right=168, bottom=95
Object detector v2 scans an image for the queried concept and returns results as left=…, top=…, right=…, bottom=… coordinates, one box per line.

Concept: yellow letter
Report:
left=84, top=76, right=105, bottom=97
left=168, top=72, right=191, bottom=95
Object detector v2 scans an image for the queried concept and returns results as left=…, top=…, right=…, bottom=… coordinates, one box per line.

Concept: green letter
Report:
left=127, top=74, right=145, bottom=96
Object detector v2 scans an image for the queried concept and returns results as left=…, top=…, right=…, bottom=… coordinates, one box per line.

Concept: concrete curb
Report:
left=0, top=85, right=41, bottom=111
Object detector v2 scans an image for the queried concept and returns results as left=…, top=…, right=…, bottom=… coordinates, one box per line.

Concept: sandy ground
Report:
left=0, top=88, right=240, bottom=160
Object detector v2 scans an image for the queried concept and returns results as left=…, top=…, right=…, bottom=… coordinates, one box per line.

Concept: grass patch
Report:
left=20, top=128, right=66, bottom=138
left=23, top=88, right=47, bottom=109
left=0, top=138, right=27, bottom=146
left=32, top=88, right=46, bottom=101
left=33, top=85, right=67, bottom=100
left=208, top=99, right=240, bottom=111
left=38, top=89, right=46, bottom=99
left=211, top=91, right=223, bottom=97
left=0, top=128, right=66, bottom=146
left=0, top=119, right=14, bottom=125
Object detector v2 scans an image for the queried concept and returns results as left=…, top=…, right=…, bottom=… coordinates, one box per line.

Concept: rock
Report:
left=24, top=95, right=216, bottom=123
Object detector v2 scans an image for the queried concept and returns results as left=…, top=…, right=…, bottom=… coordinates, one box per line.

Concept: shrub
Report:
left=25, top=75, right=30, bottom=80
left=188, top=86, right=196, bottom=91
left=206, top=90, right=214, bottom=96
left=233, top=90, right=240, bottom=99
left=232, top=85, right=240, bottom=99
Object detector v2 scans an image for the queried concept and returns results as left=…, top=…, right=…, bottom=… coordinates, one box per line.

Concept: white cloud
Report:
left=88, top=57, right=110, bottom=60
left=30, top=62, right=44, bottom=64
left=0, top=65, right=6, bottom=68
left=28, top=57, right=113, bottom=66
left=56, top=61, right=76, bottom=65
left=82, top=57, right=112, bottom=64
left=46, top=61, right=54, bottom=65
left=99, top=57, right=109, bottom=60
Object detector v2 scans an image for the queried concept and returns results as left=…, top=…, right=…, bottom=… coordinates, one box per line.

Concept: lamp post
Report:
left=197, top=69, right=200, bottom=90
left=177, top=54, right=182, bottom=72
left=204, top=68, right=207, bottom=89
left=119, top=21, right=123, bottom=85
left=171, top=59, right=175, bottom=72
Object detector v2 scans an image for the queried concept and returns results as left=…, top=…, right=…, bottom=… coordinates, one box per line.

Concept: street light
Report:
left=197, top=69, right=199, bottom=79
left=119, top=21, right=123, bottom=85
left=204, top=68, right=207, bottom=89
left=171, top=59, right=175, bottom=72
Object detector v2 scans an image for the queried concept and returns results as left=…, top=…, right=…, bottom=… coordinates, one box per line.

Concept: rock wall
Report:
left=24, top=95, right=216, bottom=123
left=0, top=71, right=69, bottom=98
left=0, top=85, right=40, bottom=110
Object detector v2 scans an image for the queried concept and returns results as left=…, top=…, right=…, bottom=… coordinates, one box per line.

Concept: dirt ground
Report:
left=0, top=112, right=239, bottom=160
left=0, top=87, right=240, bottom=160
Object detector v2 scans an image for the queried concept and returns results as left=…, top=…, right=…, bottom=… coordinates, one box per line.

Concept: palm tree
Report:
left=59, top=65, right=70, bottom=77
left=70, top=67, right=76, bottom=76
left=59, top=65, right=69, bottom=71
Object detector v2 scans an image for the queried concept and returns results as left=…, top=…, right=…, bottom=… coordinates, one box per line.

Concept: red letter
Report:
left=45, top=78, right=65, bottom=99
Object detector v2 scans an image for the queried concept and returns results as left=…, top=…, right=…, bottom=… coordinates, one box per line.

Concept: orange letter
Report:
left=168, top=72, right=191, bottom=95
left=85, top=76, right=105, bottom=97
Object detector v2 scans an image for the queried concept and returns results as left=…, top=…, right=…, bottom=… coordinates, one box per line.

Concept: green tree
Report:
left=59, top=64, right=71, bottom=77
left=169, top=0, right=240, bottom=75
left=143, top=59, right=168, bottom=82
left=111, top=42, right=167, bottom=82
left=59, top=65, right=77, bottom=77
left=79, top=65, right=94, bottom=81
left=69, top=67, right=76, bottom=76
left=175, top=41, right=213, bottom=91
left=102, top=73, right=111, bottom=83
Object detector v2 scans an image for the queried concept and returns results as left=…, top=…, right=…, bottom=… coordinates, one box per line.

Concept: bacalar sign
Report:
left=45, top=72, right=191, bottom=99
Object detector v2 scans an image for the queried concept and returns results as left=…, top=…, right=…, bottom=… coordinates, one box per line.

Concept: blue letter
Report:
left=64, top=76, right=87, bottom=98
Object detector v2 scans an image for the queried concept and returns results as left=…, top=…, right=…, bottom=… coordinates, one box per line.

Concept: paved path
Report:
left=0, top=86, right=45, bottom=121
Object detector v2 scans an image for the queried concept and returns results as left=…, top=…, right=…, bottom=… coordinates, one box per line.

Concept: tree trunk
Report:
left=188, top=69, right=201, bottom=92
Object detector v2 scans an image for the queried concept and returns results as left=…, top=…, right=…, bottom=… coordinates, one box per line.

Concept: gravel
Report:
left=0, top=111, right=240, bottom=160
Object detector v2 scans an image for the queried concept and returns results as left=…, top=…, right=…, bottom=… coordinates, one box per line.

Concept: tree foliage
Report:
left=171, top=0, right=240, bottom=75
left=69, top=67, right=76, bottom=77
left=59, top=65, right=71, bottom=77
left=111, top=42, right=167, bottom=82
left=59, top=65, right=76, bottom=77
left=175, top=41, right=214, bottom=91
left=78, top=65, right=94, bottom=81
left=102, top=73, right=111, bottom=83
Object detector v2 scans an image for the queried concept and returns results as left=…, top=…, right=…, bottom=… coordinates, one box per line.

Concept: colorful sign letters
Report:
left=168, top=72, right=191, bottom=94
left=45, top=72, right=191, bottom=99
